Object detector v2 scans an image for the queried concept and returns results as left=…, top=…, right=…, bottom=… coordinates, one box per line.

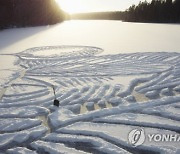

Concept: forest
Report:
left=1, top=0, right=180, bottom=29
left=71, top=12, right=123, bottom=20
left=72, top=0, right=180, bottom=23
left=0, top=0, right=67, bottom=29
left=123, top=0, right=180, bottom=23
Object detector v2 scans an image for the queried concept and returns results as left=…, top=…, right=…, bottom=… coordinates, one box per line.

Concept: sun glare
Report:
left=56, top=0, right=154, bottom=14
left=56, top=0, right=91, bottom=14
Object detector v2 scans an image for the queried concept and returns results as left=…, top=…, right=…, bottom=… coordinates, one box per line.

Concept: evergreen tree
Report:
left=0, top=0, right=66, bottom=29
left=123, top=0, right=180, bottom=23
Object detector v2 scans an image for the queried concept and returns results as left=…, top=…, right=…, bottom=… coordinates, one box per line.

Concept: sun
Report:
left=56, top=0, right=90, bottom=14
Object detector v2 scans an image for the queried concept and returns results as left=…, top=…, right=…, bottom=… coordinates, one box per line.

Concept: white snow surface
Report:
left=6, top=147, right=37, bottom=154
left=0, top=21, right=180, bottom=153
left=30, top=140, right=87, bottom=154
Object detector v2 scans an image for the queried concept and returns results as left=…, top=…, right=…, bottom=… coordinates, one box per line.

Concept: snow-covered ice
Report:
left=7, top=147, right=37, bottom=154
left=30, top=140, right=87, bottom=154
left=0, top=125, right=47, bottom=150
left=0, top=118, right=41, bottom=133
left=0, top=29, right=180, bottom=153
left=42, top=133, right=130, bottom=154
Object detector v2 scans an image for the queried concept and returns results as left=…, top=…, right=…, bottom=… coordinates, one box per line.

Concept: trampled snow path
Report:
left=0, top=46, right=180, bottom=153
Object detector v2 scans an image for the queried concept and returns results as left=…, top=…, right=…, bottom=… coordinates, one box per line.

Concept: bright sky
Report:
left=56, top=0, right=152, bottom=14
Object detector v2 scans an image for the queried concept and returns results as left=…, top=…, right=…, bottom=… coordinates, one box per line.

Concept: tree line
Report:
left=71, top=0, right=180, bottom=23
left=123, top=0, right=180, bottom=23
left=0, top=0, right=67, bottom=29
left=71, top=12, right=123, bottom=20
left=1, top=0, right=179, bottom=29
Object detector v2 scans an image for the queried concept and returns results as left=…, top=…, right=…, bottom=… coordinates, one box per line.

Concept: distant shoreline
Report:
left=70, top=11, right=180, bottom=24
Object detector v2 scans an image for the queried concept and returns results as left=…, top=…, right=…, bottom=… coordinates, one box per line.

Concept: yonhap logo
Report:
left=128, top=128, right=145, bottom=147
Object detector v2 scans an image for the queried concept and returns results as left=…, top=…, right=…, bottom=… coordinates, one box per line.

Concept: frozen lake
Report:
left=1, top=20, right=179, bottom=88
left=0, top=20, right=180, bottom=55
left=0, top=20, right=180, bottom=153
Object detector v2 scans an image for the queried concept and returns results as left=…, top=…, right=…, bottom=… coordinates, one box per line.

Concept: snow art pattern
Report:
left=0, top=46, right=180, bottom=153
